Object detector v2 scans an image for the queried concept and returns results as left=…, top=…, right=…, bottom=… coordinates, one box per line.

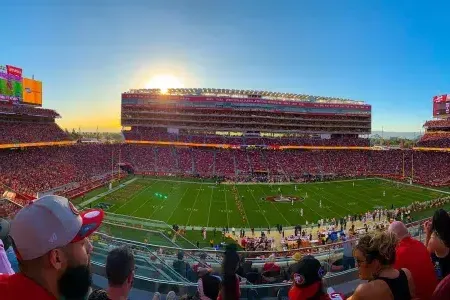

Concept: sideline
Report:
left=78, top=177, right=138, bottom=207
left=140, top=177, right=216, bottom=185
left=377, top=177, right=450, bottom=195
left=222, top=177, right=373, bottom=185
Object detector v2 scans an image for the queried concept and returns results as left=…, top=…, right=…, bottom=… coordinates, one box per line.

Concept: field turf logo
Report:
left=263, top=195, right=303, bottom=203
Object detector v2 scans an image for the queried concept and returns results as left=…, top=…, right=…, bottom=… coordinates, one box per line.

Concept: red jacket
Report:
left=263, top=262, right=281, bottom=273
left=394, top=237, right=438, bottom=300
left=0, top=273, right=56, bottom=300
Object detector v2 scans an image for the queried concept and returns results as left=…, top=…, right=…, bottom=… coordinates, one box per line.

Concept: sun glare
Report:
left=145, top=75, right=184, bottom=93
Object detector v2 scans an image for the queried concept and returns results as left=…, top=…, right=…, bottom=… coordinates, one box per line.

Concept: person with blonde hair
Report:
left=350, top=231, right=415, bottom=300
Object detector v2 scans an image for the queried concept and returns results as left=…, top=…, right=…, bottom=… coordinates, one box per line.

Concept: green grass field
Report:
left=82, top=177, right=449, bottom=229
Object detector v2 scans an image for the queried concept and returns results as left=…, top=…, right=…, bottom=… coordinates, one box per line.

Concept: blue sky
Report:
left=3, top=0, right=450, bottom=132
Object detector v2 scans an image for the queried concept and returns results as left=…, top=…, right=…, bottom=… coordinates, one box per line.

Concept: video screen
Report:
left=433, top=94, right=450, bottom=117
left=0, top=72, right=23, bottom=102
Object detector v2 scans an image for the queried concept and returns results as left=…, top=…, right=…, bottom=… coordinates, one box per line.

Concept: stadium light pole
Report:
left=111, top=148, right=115, bottom=186
left=402, top=152, right=405, bottom=178
left=118, top=146, right=121, bottom=181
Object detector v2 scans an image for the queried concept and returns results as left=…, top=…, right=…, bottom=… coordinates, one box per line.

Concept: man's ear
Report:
left=48, top=248, right=65, bottom=271
left=127, top=270, right=135, bottom=285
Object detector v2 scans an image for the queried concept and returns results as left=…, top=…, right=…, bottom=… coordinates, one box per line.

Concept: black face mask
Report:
left=58, top=264, right=92, bottom=300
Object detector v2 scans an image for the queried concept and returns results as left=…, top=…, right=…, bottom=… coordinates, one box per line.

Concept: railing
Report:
left=90, top=232, right=360, bottom=296
left=87, top=216, right=432, bottom=297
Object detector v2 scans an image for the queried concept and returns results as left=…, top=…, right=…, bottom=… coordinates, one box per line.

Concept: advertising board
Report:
left=22, top=78, right=42, bottom=106
left=433, top=94, right=450, bottom=117
left=0, top=64, right=23, bottom=102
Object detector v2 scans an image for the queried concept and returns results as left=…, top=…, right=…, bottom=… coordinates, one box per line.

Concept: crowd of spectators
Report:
left=0, top=200, right=21, bottom=220
left=57, top=172, right=126, bottom=199
left=417, top=132, right=450, bottom=148
left=416, top=118, right=450, bottom=148
left=125, top=119, right=370, bottom=134
left=124, top=113, right=369, bottom=131
left=424, top=119, right=450, bottom=128
left=122, top=128, right=370, bottom=146
left=4, top=196, right=450, bottom=299
left=1, top=190, right=450, bottom=300
left=0, top=145, right=449, bottom=199
left=0, top=144, right=121, bottom=196
left=0, top=104, right=60, bottom=118
left=122, top=106, right=370, bottom=121
left=0, top=121, right=70, bottom=144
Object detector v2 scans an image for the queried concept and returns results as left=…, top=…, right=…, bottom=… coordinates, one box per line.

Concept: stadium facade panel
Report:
left=121, top=89, right=372, bottom=138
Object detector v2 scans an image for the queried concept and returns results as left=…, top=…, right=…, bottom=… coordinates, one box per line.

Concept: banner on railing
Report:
left=0, top=140, right=76, bottom=149
left=125, top=140, right=372, bottom=150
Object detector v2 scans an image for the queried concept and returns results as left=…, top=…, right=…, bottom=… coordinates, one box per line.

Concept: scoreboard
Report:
left=0, top=65, right=23, bottom=102
left=433, top=94, right=450, bottom=117
left=0, top=64, right=42, bottom=106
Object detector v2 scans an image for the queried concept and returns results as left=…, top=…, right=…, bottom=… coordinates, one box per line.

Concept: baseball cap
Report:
left=10, top=195, right=104, bottom=261
left=292, top=255, right=327, bottom=287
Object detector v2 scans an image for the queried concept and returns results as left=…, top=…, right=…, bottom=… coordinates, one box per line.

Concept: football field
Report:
left=82, top=177, right=449, bottom=228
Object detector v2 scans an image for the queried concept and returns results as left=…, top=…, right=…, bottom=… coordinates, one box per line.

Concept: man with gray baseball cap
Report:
left=0, top=195, right=104, bottom=300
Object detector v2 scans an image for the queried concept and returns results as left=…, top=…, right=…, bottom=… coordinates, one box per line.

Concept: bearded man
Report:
left=0, top=195, right=104, bottom=300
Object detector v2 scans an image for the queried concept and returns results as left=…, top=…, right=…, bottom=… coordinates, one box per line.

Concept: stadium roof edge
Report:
left=122, top=88, right=367, bottom=105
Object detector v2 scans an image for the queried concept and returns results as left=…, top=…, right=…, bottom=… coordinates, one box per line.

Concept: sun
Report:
left=145, top=75, right=184, bottom=93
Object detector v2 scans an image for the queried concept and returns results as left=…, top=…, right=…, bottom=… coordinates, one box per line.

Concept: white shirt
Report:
left=0, top=239, right=14, bottom=275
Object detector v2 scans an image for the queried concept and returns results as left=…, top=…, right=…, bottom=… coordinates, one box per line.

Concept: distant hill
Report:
left=370, top=131, right=421, bottom=139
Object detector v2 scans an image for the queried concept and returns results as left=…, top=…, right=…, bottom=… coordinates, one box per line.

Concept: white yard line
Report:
left=359, top=181, right=435, bottom=208
left=142, top=178, right=215, bottom=185
left=245, top=187, right=272, bottom=227
left=206, top=186, right=214, bottom=227
left=186, top=183, right=203, bottom=225
left=130, top=198, right=156, bottom=216
left=308, top=186, right=361, bottom=216
left=295, top=191, right=327, bottom=220
left=224, top=188, right=231, bottom=228
left=165, top=186, right=190, bottom=223
left=254, top=185, right=292, bottom=226
left=222, top=177, right=372, bottom=185
left=139, top=182, right=172, bottom=219
left=376, top=178, right=450, bottom=195
left=111, top=184, right=156, bottom=213
left=78, top=177, right=138, bottom=207
left=147, top=190, right=172, bottom=219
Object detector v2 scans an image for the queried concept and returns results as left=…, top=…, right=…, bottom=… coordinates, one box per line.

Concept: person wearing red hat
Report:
left=288, top=255, right=338, bottom=300
left=0, top=195, right=104, bottom=300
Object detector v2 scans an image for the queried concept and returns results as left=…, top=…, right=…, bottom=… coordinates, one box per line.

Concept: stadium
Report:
left=1, top=67, right=450, bottom=298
